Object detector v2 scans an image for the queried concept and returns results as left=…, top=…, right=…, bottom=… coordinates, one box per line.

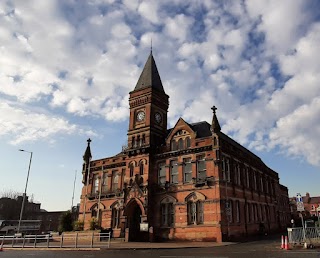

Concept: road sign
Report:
left=296, top=193, right=304, bottom=211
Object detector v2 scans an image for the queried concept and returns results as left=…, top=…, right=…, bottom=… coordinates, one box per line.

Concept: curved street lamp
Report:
left=18, top=149, right=33, bottom=233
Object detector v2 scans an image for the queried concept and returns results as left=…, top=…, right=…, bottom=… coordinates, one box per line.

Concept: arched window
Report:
left=137, top=135, right=141, bottom=147
left=112, top=171, right=119, bottom=191
left=186, top=193, right=204, bottom=225
left=91, top=208, right=97, bottom=218
left=139, top=162, right=144, bottom=175
left=102, top=172, right=108, bottom=193
left=92, top=174, right=99, bottom=194
left=178, top=138, right=184, bottom=150
left=111, top=202, right=121, bottom=228
left=132, top=136, right=135, bottom=148
left=171, top=140, right=177, bottom=151
left=129, top=163, right=134, bottom=177
left=161, top=197, right=175, bottom=227
left=186, top=137, right=191, bottom=148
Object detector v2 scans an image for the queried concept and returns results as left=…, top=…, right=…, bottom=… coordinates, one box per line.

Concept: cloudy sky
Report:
left=1, top=0, right=320, bottom=211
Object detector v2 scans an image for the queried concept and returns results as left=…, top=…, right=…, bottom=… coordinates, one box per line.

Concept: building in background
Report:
left=290, top=193, right=320, bottom=220
left=0, top=195, right=73, bottom=233
left=78, top=52, right=290, bottom=242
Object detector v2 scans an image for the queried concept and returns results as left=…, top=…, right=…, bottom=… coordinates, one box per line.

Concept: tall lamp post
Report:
left=18, top=149, right=33, bottom=233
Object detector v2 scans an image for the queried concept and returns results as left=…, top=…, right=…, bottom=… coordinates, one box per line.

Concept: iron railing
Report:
left=0, top=232, right=111, bottom=249
left=287, top=227, right=320, bottom=246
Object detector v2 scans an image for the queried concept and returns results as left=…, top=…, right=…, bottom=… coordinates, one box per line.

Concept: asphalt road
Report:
left=1, top=239, right=320, bottom=258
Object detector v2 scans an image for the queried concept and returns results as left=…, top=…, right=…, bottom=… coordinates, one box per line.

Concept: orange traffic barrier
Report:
left=284, top=236, right=289, bottom=250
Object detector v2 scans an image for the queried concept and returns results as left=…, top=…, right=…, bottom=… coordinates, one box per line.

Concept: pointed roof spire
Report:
left=83, top=138, right=92, bottom=163
left=210, top=106, right=221, bottom=133
left=134, top=52, right=165, bottom=92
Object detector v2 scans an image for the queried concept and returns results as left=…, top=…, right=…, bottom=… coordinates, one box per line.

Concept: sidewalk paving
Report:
left=107, top=241, right=237, bottom=250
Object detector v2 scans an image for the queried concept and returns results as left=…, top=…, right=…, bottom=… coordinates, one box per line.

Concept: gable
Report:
left=165, top=117, right=196, bottom=144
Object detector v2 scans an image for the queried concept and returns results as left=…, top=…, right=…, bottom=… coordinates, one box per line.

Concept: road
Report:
left=1, top=238, right=320, bottom=258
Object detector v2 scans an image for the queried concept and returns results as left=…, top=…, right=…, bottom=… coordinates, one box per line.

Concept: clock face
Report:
left=136, top=111, right=145, bottom=122
left=155, top=112, right=162, bottom=124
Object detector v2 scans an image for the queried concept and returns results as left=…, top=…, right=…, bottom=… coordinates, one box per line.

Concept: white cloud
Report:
left=269, top=97, right=320, bottom=166
left=164, top=14, right=194, bottom=42
left=0, top=0, right=319, bottom=168
left=138, top=0, right=159, bottom=24
left=0, top=102, right=95, bottom=145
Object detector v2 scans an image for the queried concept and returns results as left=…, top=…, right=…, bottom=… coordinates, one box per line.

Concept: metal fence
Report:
left=0, top=232, right=111, bottom=249
left=287, top=227, right=320, bottom=246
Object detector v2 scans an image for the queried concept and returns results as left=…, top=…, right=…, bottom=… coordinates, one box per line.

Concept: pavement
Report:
left=106, top=240, right=237, bottom=250
left=1, top=240, right=236, bottom=251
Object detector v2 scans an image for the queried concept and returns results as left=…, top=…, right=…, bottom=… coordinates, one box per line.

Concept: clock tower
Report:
left=127, top=51, right=169, bottom=153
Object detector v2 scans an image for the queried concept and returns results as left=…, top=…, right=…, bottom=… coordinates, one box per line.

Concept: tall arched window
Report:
left=129, top=163, right=134, bottom=177
left=171, top=140, right=177, bottom=151
left=111, top=202, right=121, bottom=228
left=186, top=137, right=191, bottom=148
left=112, top=171, right=119, bottom=191
left=139, top=162, right=144, bottom=175
left=132, top=136, right=135, bottom=148
left=92, top=174, right=99, bottom=194
left=178, top=138, right=184, bottom=150
left=186, top=193, right=204, bottom=225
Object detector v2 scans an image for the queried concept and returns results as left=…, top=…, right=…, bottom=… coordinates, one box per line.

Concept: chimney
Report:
left=306, top=192, right=310, bottom=198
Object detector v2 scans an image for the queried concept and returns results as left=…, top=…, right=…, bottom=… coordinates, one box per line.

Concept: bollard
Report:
left=1, top=235, right=4, bottom=249
left=281, top=235, right=284, bottom=249
left=91, top=232, right=94, bottom=248
left=34, top=235, right=37, bottom=248
left=75, top=232, right=78, bottom=248
left=60, top=233, right=64, bottom=248
left=47, top=234, right=50, bottom=248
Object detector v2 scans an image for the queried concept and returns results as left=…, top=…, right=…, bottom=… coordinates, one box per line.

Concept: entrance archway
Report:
left=124, top=198, right=147, bottom=241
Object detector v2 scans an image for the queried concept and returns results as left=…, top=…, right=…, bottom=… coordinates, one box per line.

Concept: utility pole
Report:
left=71, top=170, right=77, bottom=211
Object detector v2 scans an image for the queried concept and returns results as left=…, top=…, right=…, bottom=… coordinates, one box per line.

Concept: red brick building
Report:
left=290, top=193, right=320, bottom=218
left=78, top=52, right=290, bottom=242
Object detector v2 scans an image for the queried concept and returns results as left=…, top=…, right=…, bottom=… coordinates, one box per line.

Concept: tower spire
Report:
left=82, top=138, right=92, bottom=184
left=210, top=106, right=221, bottom=133
left=134, top=52, right=164, bottom=92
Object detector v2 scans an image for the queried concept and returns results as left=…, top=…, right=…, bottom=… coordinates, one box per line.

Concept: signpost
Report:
left=296, top=193, right=306, bottom=244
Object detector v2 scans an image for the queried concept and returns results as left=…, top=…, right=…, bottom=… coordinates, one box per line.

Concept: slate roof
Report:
left=188, top=121, right=212, bottom=138
left=134, top=52, right=165, bottom=92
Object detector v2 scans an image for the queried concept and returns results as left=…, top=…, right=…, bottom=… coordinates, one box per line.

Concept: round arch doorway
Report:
left=125, top=199, right=148, bottom=242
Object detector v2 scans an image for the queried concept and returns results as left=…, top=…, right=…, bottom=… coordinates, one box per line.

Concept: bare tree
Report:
left=0, top=189, right=21, bottom=199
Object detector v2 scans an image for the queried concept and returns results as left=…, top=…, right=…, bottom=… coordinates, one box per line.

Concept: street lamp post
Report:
left=18, top=149, right=33, bottom=233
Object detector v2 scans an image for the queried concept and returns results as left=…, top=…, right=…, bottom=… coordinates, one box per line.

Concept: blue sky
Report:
left=1, top=0, right=320, bottom=211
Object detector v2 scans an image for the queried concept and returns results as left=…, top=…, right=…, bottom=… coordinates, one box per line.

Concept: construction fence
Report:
left=0, top=232, right=111, bottom=249
left=287, top=227, right=320, bottom=247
